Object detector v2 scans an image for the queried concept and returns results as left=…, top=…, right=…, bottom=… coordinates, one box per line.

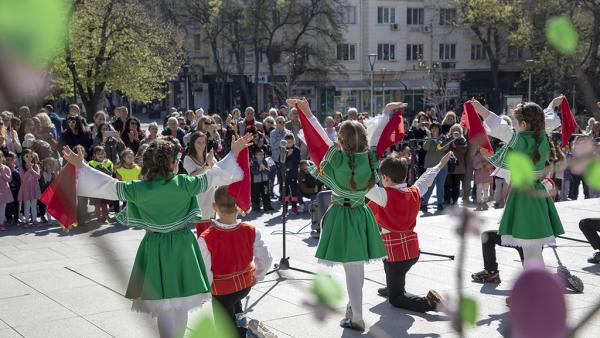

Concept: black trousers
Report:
left=6, top=190, right=19, bottom=220
left=213, top=287, right=251, bottom=338
left=579, top=218, right=600, bottom=250
left=445, top=174, right=463, bottom=204
left=284, top=174, right=299, bottom=207
left=251, top=181, right=272, bottom=210
left=384, top=256, right=434, bottom=313
left=569, top=174, right=590, bottom=199
left=38, top=200, right=47, bottom=218
left=481, top=230, right=524, bottom=272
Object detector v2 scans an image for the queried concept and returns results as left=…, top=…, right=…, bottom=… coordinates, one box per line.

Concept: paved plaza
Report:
left=0, top=198, right=599, bottom=338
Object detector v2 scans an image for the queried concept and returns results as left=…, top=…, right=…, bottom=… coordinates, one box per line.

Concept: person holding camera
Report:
left=420, top=122, right=450, bottom=213
left=92, top=122, right=126, bottom=165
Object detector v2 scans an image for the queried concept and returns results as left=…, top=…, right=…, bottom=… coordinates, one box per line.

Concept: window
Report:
left=377, top=43, right=396, bottom=61
left=470, top=44, right=486, bottom=60
left=406, top=44, right=423, bottom=61
left=377, top=7, right=396, bottom=24
left=336, top=43, right=356, bottom=61
left=439, top=8, right=456, bottom=25
left=339, top=6, right=357, bottom=24
left=193, top=34, right=201, bottom=51
left=439, top=43, right=456, bottom=60
left=407, top=8, right=424, bottom=25
left=508, top=45, right=524, bottom=60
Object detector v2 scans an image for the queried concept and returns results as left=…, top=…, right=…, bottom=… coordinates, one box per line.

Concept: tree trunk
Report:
left=490, top=59, right=502, bottom=112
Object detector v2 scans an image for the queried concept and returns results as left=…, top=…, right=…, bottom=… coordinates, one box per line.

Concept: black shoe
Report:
left=420, top=205, right=428, bottom=213
left=426, top=290, right=444, bottom=311
left=40, top=216, right=48, bottom=223
left=437, top=204, right=444, bottom=211
left=377, top=287, right=389, bottom=298
left=588, top=251, right=600, bottom=264
left=264, top=206, right=275, bottom=212
left=339, top=318, right=365, bottom=332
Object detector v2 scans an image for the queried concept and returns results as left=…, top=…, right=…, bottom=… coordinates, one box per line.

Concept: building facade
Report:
left=171, top=0, right=529, bottom=118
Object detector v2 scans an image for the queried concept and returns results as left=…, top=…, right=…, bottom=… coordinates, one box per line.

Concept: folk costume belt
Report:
left=146, top=227, right=188, bottom=235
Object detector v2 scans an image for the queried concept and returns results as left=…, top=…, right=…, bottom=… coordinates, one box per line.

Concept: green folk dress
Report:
left=77, top=153, right=242, bottom=316
left=489, top=132, right=564, bottom=248
left=310, top=146, right=387, bottom=265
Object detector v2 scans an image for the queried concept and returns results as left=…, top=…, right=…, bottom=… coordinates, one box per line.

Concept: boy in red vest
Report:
left=198, top=186, right=272, bottom=337
left=366, top=151, right=453, bottom=313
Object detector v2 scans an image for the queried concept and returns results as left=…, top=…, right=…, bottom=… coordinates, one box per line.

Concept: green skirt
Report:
left=126, top=228, right=211, bottom=314
left=315, top=204, right=387, bottom=265
left=498, top=181, right=564, bottom=248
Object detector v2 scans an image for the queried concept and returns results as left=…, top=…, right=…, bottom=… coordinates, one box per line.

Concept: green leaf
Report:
left=584, top=160, right=600, bottom=190
left=507, top=152, right=535, bottom=188
left=459, top=296, right=478, bottom=327
left=546, top=16, right=578, bottom=55
left=189, top=303, right=237, bottom=338
left=0, top=0, right=68, bottom=63
left=311, top=272, right=343, bottom=308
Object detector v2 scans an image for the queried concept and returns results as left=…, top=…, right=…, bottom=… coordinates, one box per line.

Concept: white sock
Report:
left=343, top=263, right=364, bottom=322
left=157, top=310, right=188, bottom=338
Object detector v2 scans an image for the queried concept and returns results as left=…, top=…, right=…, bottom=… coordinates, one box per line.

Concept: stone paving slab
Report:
left=0, top=198, right=598, bottom=337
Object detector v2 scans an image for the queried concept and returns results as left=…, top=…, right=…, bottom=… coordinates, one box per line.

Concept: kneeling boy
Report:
left=366, top=152, right=453, bottom=312
left=198, top=186, right=272, bottom=337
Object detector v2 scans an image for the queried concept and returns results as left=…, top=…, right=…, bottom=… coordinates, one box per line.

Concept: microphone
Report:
left=279, top=139, right=287, bottom=163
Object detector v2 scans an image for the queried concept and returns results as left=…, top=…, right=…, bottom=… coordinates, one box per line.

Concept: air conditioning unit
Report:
left=423, top=25, right=432, bottom=33
left=409, top=25, right=424, bottom=32
left=390, top=23, right=399, bottom=31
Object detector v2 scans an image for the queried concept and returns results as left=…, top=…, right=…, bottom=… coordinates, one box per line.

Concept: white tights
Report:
left=343, top=263, right=365, bottom=322
left=23, top=200, right=37, bottom=222
left=157, top=310, right=188, bottom=338
left=522, top=245, right=544, bottom=266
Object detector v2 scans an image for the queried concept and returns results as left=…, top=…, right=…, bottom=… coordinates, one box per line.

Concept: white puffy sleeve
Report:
left=205, top=152, right=244, bottom=188
left=544, top=103, right=561, bottom=134
left=483, top=112, right=514, bottom=143
left=76, top=163, right=120, bottom=200
left=253, top=229, right=272, bottom=282
left=365, top=185, right=388, bottom=207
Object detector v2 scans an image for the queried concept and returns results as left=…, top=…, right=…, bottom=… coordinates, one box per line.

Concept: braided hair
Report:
left=515, top=102, right=545, bottom=163
left=142, top=140, right=178, bottom=181
left=337, top=120, right=376, bottom=191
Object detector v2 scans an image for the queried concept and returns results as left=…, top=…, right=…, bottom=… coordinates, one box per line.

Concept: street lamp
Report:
left=368, top=53, right=377, bottom=116
left=525, top=59, right=535, bottom=102
left=182, top=63, right=191, bottom=110
left=569, top=74, right=577, bottom=114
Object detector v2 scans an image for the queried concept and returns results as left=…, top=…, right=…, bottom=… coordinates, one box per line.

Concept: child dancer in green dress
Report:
left=288, top=98, right=402, bottom=331
left=471, top=98, right=564, bottom=268
left=61, top=134, right=253, bottom=338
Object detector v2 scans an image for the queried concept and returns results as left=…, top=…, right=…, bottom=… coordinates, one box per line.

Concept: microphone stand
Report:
left=267, top=145, right=314, bottom=276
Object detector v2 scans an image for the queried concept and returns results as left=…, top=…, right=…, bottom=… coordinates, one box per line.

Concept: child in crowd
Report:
left=473, top=149, right=493, bottom=211
left=299, top=160, right=319, bottom=204
left=0, top=152, right=13, bottom=230
left=5, top=152, right=20, bottom=225
left=18, top=149, right=41, bottom=226
left=366, top=152, right=452, bottom=312
left=63, top=134, right=253, bottom=338
left=283, top=134, right=300, bottom=215
left=89, top=146, right=114, bottom=222
left=38, top=157, right=57, bottom=223
left=198, top=186, right=272, bottom=337
left=250, top=148, right=273, bottom=212
left=116, top=148, right=141, bottom=182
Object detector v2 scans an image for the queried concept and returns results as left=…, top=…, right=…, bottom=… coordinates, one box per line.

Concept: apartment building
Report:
left=171, top=0, right=528, bottom=117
